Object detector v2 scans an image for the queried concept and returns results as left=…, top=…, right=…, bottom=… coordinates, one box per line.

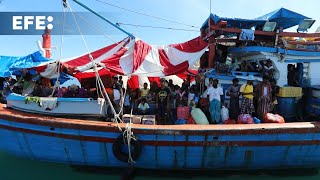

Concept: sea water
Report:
left=0, top=151, right=319, bottom=180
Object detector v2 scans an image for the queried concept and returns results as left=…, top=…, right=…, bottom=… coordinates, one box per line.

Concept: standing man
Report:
left=255, top=75, right=272, bottom=120
left=226, top=78, right=240, bottom=120
left=207, top=78, right=224, bottom=124
left=112, top=76, right=122, bottom=113
left=240, top=75, right=255, bottom=115
left=156, top=78, right=171, bottom=124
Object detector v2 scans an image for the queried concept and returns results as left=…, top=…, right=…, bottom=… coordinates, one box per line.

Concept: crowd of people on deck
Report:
left=0, top=58, right=285, bottom=125
left=107, top=71, right=280, bottom=125
left=0, top=70, right=92, bottom=104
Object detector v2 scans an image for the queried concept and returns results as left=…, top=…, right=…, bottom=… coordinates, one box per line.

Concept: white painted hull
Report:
left=6, top=94, right=108, bottom=118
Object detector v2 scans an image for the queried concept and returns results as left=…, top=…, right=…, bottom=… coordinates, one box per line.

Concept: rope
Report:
left=123, top=108, right=135, bottom=164
left=72, top=10, right=125, bottom=45
left=50, top=4, right=66, bottom=97
left=116, top=23, right=199, bottom=32
left=69, top=4, right=123, bottom=130
left=94, top=0, right=199, bottom=28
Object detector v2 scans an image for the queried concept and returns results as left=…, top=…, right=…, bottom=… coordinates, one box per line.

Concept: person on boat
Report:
left=240, top=61, right=254, bottom=72
left=138, top=98, right=150, bottom=115
left=1, top=76, right=15, bottom=102
left=262, top=60, right=274, bottom=79
left=149, top=81, right=159, bottom=101
left=170, top=85, right=179, bottom=120
left=240, top=75, right=255, bottom=115
left=168, top=79, right=175, bottom=89
left=56, top=87, right=68, bottom=97
left=140, top=82, right=150, bottom=100
left=177, top=86, right=187, bottom=105
left=287, top=64, right=298, bottom=86
left=123, top=87, right=131, bottom=114
left=14, top=72, right=36, bottom=96
left=118, top=76, right=123, bottom=88
left=112, top=76, right=122, bottom=113
left=156, top=78, right=171, bottom=124
left=30, top=80, right=42, bottom=97
left=255, top=75, right=273, bottom=120
left=77, top=87, right=90, bottom=98
left=226, top=78, right=240, bottom=120
left=188, top=86, right=196, bottom=107
left=65, top=84, right=79, bottom=97
left=270, top=79, right=279, bottom=114
left=230, top=58, right=240, bottom=72
left=207, top=78, right=224, bottom=124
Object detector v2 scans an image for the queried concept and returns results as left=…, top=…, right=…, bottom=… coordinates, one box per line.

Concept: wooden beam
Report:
left=206, top=26, right=320, bottom=39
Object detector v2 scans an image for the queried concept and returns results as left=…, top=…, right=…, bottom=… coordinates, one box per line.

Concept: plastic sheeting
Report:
left=0, top=51, right=50, bottom=77
left=256, top=8, right=309, bottom=29
left=201, top=8, right=310, bottom=30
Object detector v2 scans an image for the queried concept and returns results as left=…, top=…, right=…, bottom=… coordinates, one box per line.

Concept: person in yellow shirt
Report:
left=239, top=75, right=255, bottom=115
left=140, top=82, right=150, bottom=99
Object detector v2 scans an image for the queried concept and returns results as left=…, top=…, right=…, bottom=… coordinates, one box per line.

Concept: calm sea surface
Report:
left=0, top=150, right=319, bottom=180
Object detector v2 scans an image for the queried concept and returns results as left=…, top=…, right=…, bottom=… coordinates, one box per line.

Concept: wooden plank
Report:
left=205, top=26, right=320, bottom=39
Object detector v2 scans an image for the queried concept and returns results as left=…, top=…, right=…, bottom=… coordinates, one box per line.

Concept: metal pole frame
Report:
left=73, top=0, right=135, bottom=39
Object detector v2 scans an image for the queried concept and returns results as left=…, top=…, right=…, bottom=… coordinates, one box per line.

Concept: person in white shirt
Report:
left=207, top=78, right=223, bottom=124
left=207, top=78, right=224, bottom=124
left=138, top=98, right=150, bottom=115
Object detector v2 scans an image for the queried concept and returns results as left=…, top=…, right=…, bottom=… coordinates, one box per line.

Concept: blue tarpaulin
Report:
left=256, top=8, right=309, bottom=29
left=201, top=8, right=310, bottom=30
left=0, top=51, right=50, bottom=77
left=201, top=13, right=266, bottom=30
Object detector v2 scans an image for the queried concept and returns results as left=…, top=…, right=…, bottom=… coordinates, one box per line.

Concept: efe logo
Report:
left=12, top=16, right=53, bottom=30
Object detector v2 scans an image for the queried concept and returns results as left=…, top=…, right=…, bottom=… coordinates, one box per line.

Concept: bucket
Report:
left=277, top=97, right=296, bottom=122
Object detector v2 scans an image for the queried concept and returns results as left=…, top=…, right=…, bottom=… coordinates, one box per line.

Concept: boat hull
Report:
left=0, top=105, right=320, bottom=170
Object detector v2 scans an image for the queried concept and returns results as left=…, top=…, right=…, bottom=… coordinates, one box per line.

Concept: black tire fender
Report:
left=112, top=135, right=142, bottom=162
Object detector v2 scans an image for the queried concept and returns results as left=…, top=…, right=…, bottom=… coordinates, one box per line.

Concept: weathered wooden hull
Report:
left=0, top=104, right=319, bottom=170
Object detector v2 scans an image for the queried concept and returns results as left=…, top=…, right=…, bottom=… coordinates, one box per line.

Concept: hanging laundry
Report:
left=239, top=29, right=255, bottom=41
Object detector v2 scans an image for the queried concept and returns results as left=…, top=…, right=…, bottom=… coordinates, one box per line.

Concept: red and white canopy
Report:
left=36, top=36, right=208, bottom=88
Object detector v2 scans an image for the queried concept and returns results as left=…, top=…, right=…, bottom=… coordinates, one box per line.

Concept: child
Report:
left=137, top=98, right=150, bottom=115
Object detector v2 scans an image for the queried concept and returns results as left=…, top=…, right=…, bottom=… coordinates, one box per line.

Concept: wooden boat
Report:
left=1, top=104, right=320, bottom=170
left=1, top=2, right=320, bottom=171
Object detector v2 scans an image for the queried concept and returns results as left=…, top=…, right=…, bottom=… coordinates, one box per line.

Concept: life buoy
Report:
left=112, top=135, right=142, bottom=162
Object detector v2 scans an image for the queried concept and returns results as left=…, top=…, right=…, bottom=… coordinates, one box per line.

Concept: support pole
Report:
left=72, top=0, right=135, bottom=39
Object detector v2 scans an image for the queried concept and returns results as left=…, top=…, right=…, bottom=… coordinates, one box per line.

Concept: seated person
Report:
left=78, top=87, right=90, bottom=98
left=137, top=98, right=149, bottom=115
left=31, top=81, right=42, bottom=97
left=56, top=87, right=68, bottom=97
left=15, top=72, right=36, bottom=96
left=262, top=60, right=274, bottom=77
left=240, top=61, right=254, bottom=72
left=65, top=84, right=79, bottom=98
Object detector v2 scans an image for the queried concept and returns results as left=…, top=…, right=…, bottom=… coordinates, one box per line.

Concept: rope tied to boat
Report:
left=123, top=118, right=135, bottom=164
